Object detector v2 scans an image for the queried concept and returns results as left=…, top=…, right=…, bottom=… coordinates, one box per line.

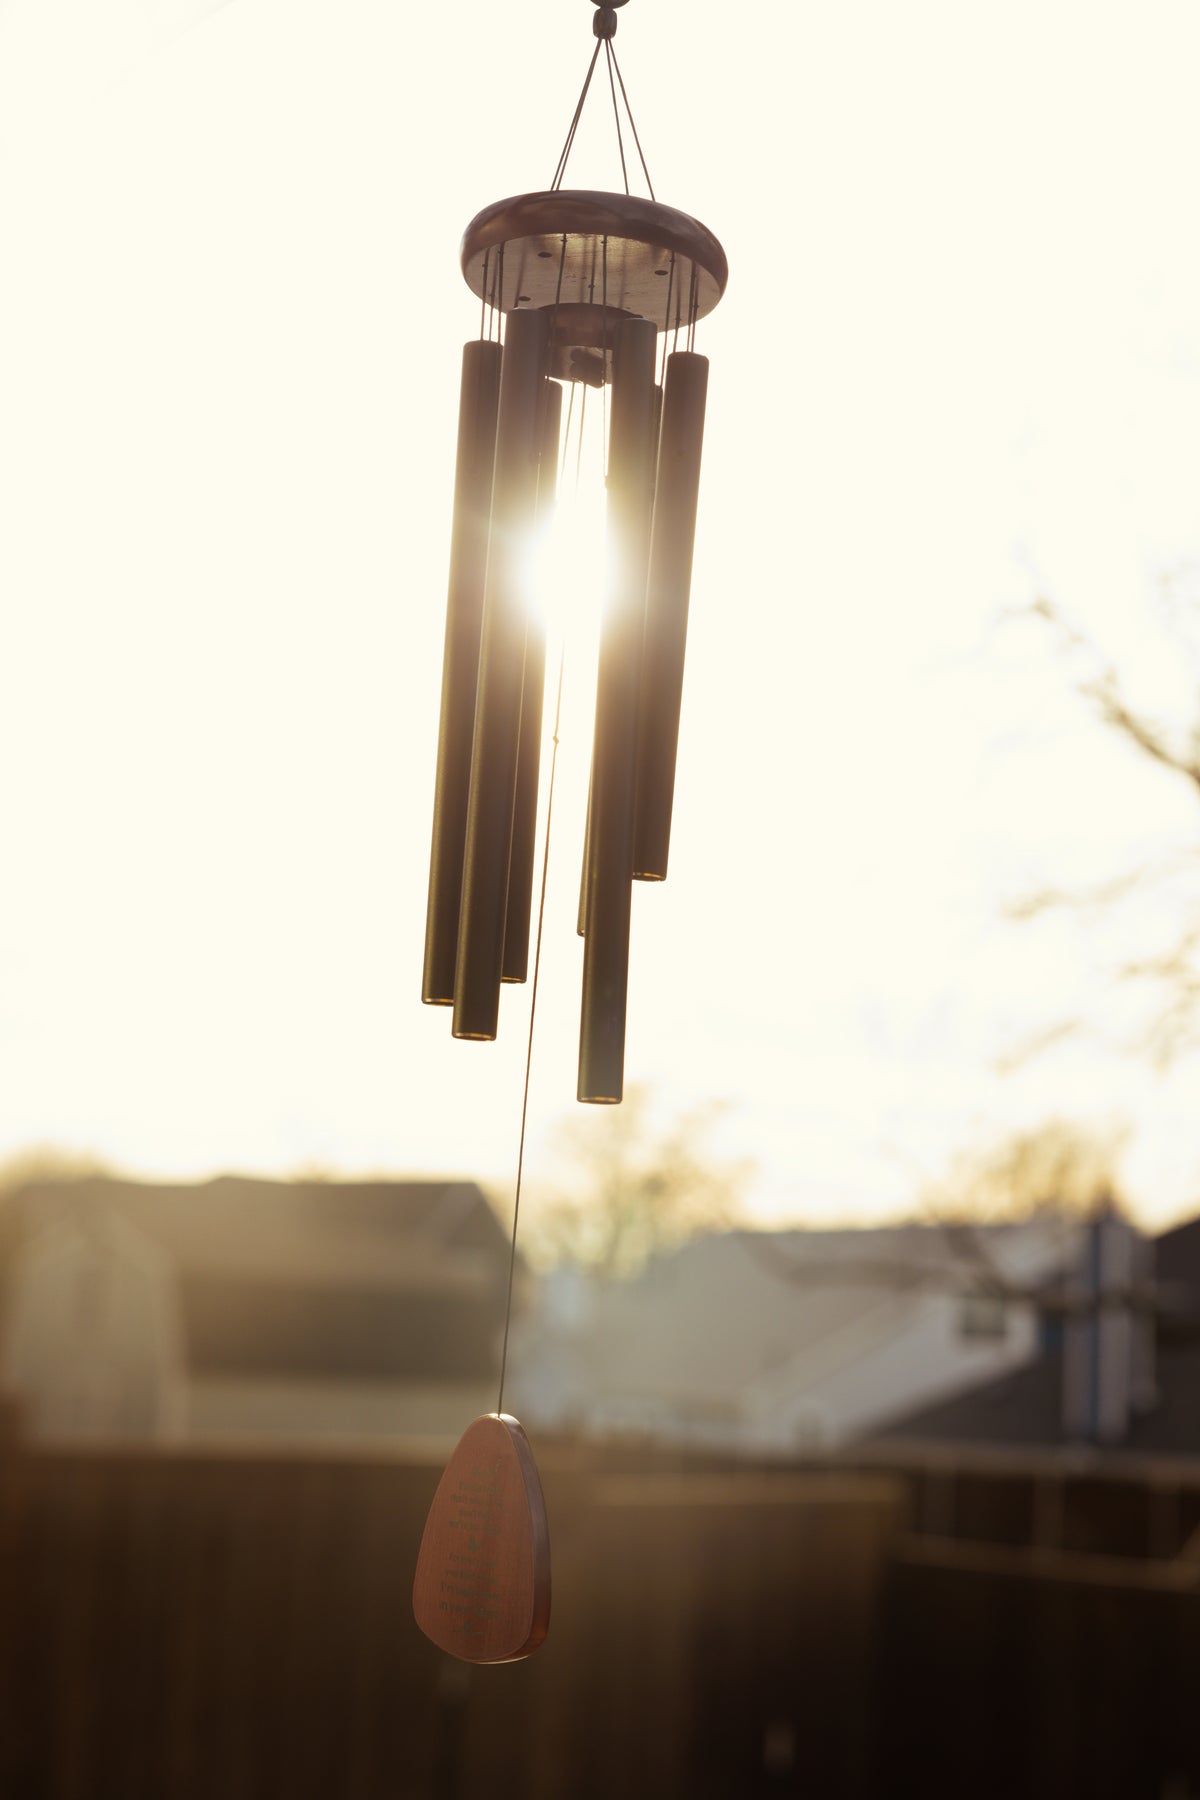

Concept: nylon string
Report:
left=496, top=241, right=570, bottom=1419
left=552, top=38, right=603, bottom=190
left=551, top=22, right=655, bottom=198
left=608, top=40, right=656, bottom=201
left=604, top=38, right=630, bottom=195
left=660, top=253, right=675, bottom=385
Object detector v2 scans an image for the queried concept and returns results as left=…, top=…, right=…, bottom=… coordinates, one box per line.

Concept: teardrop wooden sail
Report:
left=413, top=1414, right=551, bottom=1663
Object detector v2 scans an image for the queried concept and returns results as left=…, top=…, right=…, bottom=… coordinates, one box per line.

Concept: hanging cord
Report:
left=551, top=38, right=603, bottom=190
left=551, top=8, right=656, bottom=198
left=659, top=252, right=675, bottom=384
left=603, top=39, right=630, bottom=195
left=560, top=379, right=576, bottom=483
left=495, top=241, right=570, bottom=1419
left=601, top=235, right=609, bottom=469
left=608, top=39, right=655, bottom=201
left=576, top=382, right=588, bottom=487
left=485, top=250, right=502, bottom=341
left=495, top=656, right=562, bottom=1415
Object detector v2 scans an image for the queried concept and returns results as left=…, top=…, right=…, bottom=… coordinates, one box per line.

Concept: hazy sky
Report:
left=2, top=0, right=1199, bottom=1229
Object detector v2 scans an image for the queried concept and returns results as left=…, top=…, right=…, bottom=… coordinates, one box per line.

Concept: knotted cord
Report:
left=550, top=10, right=655, bottom=198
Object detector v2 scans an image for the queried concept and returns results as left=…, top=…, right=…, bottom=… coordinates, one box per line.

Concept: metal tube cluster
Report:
left=422, top=305, right=709, bottom=1106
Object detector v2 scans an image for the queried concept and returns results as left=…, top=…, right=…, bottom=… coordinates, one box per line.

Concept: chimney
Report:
left=1062, top=1203, right=1155, bottom=1445
left=1130, top=1227, right=1158, bottom=1414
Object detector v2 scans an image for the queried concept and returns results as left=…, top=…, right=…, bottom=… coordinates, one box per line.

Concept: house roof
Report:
left=181, top=1273, right=506, bottom=1380
left=0, top=1174, right=511, bottom=1291
left=530, top=1228, right=942, bottom=1401
left=512, top=1220, right=1070, bottom=1408
left=868, top=1210, right=1200, bottom=1457
left=868, top=1339, right=1200, bottom=1458
left=1152, top=1213, right=1200, bottom=1328
left=0, top=1175, right=515, bottom=1383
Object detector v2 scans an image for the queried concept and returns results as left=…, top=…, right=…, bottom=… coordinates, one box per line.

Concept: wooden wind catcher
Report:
left=412, top=1413, right=550, bottom=1663
left=421, top=0, right=728, bottom=1106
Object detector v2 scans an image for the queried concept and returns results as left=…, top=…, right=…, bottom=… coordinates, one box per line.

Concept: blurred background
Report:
left=3, top=0, right=1200, bottom=1794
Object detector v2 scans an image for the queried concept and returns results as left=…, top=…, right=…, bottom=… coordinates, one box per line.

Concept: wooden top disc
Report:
left=460, top=190, right=728, bottom=330
left=412, top=1413, right=551, bottom=1664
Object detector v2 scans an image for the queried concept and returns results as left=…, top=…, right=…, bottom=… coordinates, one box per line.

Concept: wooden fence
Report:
left=0, top=1444, right=900, bottom=1800
left=873, top=1533, right=1200, bottom=1800
left=7, top=1437, right=1200, bottom=1798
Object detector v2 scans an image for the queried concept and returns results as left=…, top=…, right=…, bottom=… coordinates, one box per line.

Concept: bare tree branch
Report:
left=1003, top=852, right=1197, bottom=924
left=525, top=1086, right=750, bottom=1279
left=991, top=1018, right=1084, bottom=1075
left=1002, top=593, right=1200, bottom=1064
left=1082, top=671, right=1200, bottom=794
left=1029, top=595, right=1200, bottom=792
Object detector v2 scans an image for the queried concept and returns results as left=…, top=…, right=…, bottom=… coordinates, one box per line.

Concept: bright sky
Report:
left=2, top=0, right=1199, bottom=1231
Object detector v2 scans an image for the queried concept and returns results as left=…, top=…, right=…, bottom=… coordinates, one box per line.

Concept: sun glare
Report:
left=532, top=392, right=609, bottom=729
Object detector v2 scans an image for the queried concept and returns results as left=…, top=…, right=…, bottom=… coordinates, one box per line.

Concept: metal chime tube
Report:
left=503, top=377, right=564, bottom=984
left=576, top=774, right=591, bottom=939
left=453, top=308, right=550, bottom=1040
left=578, top=316, right=658, bottom=1101
left=422, top=340, right=503, bottom=1004
left=649, top=382, right=664, bottom=486
left=578, top=379, right=659, bottom=943
left=632, top=350, right=709, bottom=881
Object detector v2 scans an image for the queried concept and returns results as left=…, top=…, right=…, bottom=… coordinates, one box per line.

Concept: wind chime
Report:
left=414, top=0, right=727, bottom=1664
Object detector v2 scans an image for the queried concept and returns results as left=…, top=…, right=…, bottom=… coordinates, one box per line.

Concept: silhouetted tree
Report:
left=743, top=1121, right=1124, bottom=1306
left=523, top=1084, right=749, bottom=1278
left=927, top=1117, right=1126, bottom=1227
